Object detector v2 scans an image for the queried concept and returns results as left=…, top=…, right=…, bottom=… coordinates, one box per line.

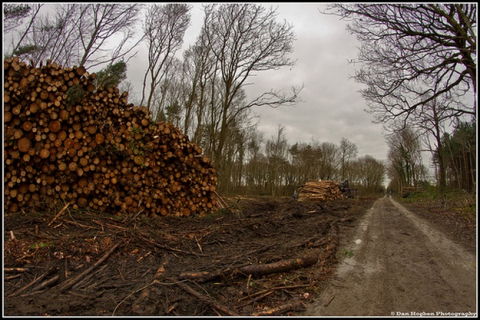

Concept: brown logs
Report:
left=4, top=56, right=218, bottom=217
left=297, top=180, right=344, bottom=202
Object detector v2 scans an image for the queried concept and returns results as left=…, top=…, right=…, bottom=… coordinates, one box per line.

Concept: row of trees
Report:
left=325, top=4, right=477, bottom=197
left=386, top=121, right=476, bottom=196
left=4, top=3, right=311, bottom=195
left=138, top=4, right=303, bottom=182
left=439, top=121, right=476, bottom=193
left=4, top=4, right=141, bottom=69
left=8, top=4, right=473, bottom=198
left=222, top=126, right=385, bottom=196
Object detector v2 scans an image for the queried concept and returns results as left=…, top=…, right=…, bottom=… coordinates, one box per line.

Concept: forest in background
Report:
left=4, top=3, right=476, bottom=198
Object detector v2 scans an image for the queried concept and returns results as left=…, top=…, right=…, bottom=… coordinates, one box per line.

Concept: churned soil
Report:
left=4, top=196, right=376, bottom=316
left=4, top=194, right=476, bottom=317
left=301, top=196, right=476, bottom=316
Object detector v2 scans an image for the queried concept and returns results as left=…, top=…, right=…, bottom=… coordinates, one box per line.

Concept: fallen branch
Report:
left=213, top=191, right=229, bottom=210
left=112, top=280, right=159, bottom=316
left=56, top=241, right=122, bottom=293
left=238, top=290, right=274, bottom=308
left=31, top=275, right=61, bottom=292
left=238, top=253, right=318, bottom=276
left=180, top=253, right=318, bottom=283
left=179, top=269, right=229, bottom=283
left=8, top=266, right=56, bottom=297
left=238, top=284, right=310, bottom=301
left=48, top=203, right=70, bottom=226
left=252, top=300, right=305, bottom=316
left=4, top=267, right=30, bottom=273
left=175, top=281, right=238, bottom=316
left=139, top=235, right=207, bottom=257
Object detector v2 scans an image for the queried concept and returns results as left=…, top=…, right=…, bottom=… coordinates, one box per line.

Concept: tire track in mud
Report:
left=303, top=196, right=477, bottom=316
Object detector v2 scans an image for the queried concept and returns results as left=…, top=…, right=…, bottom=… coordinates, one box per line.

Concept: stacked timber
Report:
left=297, top=180, right=343, bottom=202
left=401, top=186, right=423, bottom=198
left=4, top=56, right=218, bottom=217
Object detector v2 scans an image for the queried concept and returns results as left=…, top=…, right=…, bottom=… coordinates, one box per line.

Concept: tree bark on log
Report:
left=179, top=253, right=318, bottom=282
left=238, top=253, right=318, bottom=276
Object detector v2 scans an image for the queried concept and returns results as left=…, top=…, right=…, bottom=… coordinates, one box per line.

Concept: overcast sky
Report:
left=124, top=3, right=390, bottom=163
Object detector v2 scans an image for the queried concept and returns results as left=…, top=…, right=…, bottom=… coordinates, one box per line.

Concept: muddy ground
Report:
left=3, top=195, right=476, bottom=316
left=302, top=196, right=477, bottom=316
left=4, top=196, right=375, bottom=316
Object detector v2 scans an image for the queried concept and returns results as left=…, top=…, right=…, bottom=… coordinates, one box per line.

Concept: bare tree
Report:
left=202, top=3, right=302, bottom=170
left=4, top=3, right=43, bottom=58
left=324, top=4, right=476, bottom=124
left=183, top=31, right=219, bottom=146
left=386, top=127, right=425, bottom=193
left=265, top=125, right=289, bottom=196
left=7, top=4, right=142, bottom=69
left=245, top=130, right=265, bottom=195
left=3, top=4, right=33, bottom=33
left=77, top=4, right=142, bottom=68
left=353, top=155, right=386, bottom=192
left=339, top=137, right=358, bottom=180
left=16, top=4, right=81, bottom=67
left=140, top=3, right=191, bottom=111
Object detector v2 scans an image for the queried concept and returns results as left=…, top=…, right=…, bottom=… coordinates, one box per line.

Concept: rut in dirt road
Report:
left=303, top=196, right=477, bottom=316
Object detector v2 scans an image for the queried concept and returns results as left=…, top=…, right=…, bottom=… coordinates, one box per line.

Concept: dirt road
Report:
left=303, top=196, right=477, bottom=317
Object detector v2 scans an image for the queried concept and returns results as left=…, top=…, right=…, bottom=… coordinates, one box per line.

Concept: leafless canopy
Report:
left=140, top=3, right=191, bottom=111
left=201, top=4, right=301, bottom=167
left=324, top=4, right=477, bottom=124
left=6, top=4, right=141, bottom=69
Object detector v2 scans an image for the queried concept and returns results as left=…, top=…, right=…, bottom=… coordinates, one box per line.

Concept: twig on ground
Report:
left=175, top=281, right=239, bottom=316
left=112, top=280, right=159, bottom=316
left=251, top=300, right=305, bottom=316
left=8, top=266, right=56, bottom=297
left=48, top=203, right=70, bottom=226
left=56, top=241, right=122, bottom=293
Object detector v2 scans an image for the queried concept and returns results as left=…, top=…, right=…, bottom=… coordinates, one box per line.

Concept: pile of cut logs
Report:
left=297, top=180, right=344, bottom=202
left=4, top=56, right=218, bottom=217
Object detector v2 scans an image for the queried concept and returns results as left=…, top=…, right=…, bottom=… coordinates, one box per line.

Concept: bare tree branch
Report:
left=323, top=4, right=476, bottom=126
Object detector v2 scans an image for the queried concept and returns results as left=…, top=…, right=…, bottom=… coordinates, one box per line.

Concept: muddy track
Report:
left=302, top=196, right=477, bottom=316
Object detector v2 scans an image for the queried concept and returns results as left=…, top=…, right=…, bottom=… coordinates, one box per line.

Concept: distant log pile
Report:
left=4, top=56, right=218, bottom=217
left=297, top=180, right=344, bottom=202
left=401, top=186, right=423, bottom=198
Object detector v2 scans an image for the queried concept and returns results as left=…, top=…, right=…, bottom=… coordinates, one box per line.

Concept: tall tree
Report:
left=441, top=121, right=476, bottom=192
left=324, top=4, right=476, bottom=124
left=265, top=125, right=289, bottom=196
left=181, top=34, right=217, bottom=141
left=5, top=4, right=43, bottom=60
left=6, top=4, right=141, bottom=69
left=413, top=98, right=455, bottom=197
left=354, top=155, right=386, bottom=192
left=386, top=127, right=426, bottom=192
left=76, top=4, right=142, bottom=68
left=245, top=130, right=265, bottom=195
left=202, top=3, right=302, bottom=173
left=140, top=3, right=191, bottom=111
left=339, top=137, right=358, bottom=180
left=3, top=4, right=33, bottom=33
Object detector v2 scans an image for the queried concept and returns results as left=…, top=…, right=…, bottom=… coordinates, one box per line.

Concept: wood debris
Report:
left=298, top=180, right=344, bottom=202
left=4, top=56, right=219, bottom=217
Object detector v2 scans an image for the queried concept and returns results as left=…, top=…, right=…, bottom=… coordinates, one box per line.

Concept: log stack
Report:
left=297, top=180, right=344, bottom=202
left=4, top=56, right=218, bottom=217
